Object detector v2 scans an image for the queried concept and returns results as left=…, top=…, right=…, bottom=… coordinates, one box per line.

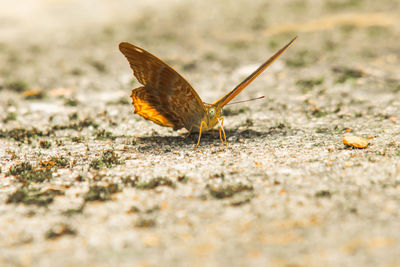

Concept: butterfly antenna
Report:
left=224, top=96, right=265, bottom=106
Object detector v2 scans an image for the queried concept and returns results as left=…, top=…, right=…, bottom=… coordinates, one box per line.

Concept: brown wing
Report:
left=119, top=42, right=206, bottom=130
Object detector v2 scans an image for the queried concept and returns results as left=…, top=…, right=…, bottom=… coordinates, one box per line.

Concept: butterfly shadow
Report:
left=133, top=125, right=294, bottom=151
left=134, top=132, right=228, bottom=151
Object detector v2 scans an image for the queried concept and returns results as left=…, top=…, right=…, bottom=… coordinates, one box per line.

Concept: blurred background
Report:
left=1, top=0, right=399, bottom=101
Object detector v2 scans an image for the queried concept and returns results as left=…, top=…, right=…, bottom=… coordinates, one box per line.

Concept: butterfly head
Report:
left=204, top=105, right=222, bottom=129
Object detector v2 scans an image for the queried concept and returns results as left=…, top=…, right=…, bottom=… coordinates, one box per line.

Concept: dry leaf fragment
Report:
left=23, top=90, right=45, bottom=99
left=343, top=136, right=368, bottom=149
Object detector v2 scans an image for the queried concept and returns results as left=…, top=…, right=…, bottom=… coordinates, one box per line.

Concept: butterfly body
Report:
left=187, top=105, right=222, bottom=132
left=119, top=37, right=296, bottom=149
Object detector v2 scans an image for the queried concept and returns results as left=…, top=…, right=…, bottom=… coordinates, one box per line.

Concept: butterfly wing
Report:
left=213, top=37, right=297, bottom=108
left=119, top=42, right=206, bottom=130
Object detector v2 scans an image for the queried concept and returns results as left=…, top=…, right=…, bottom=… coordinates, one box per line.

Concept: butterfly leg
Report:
left=218, top=117, right=227, bottom=147
left=184, top=126, right=193, bottom=139
left=194, top=121, right=207, bottom=150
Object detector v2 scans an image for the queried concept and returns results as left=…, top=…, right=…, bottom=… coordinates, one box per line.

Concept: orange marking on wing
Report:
left=131, top=86, right=175, bottom=128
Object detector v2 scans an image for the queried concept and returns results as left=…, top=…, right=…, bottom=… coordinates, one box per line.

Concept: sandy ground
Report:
left=1, top=0, right=400, bottom=266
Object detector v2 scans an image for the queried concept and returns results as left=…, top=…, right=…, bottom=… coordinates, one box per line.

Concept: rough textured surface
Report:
left=1, top=0, right=400, bottom=266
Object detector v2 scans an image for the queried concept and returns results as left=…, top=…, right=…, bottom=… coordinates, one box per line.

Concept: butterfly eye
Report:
left=208, top=108, right=215, bottom=117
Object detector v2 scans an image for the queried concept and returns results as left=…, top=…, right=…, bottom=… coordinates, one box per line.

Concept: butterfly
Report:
left=119, top=37, right=296, bottom=149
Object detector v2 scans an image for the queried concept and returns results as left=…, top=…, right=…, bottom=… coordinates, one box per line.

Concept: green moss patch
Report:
left=51, top=117, right=98, bottom=131
left=89, top=150, right=123, bottom=169
left=45, top=223, right=77, bottom=239
left=0, top=127, right=51, bottom=143
left=7, top=187, right=64, bottom=206
left=8, top=162, right=53, bottom=184
left=207, top=183, right=253, bottom=199
left=84, top=183, right=121, bottom=202
left=134, top=177, right=176, bottom=190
